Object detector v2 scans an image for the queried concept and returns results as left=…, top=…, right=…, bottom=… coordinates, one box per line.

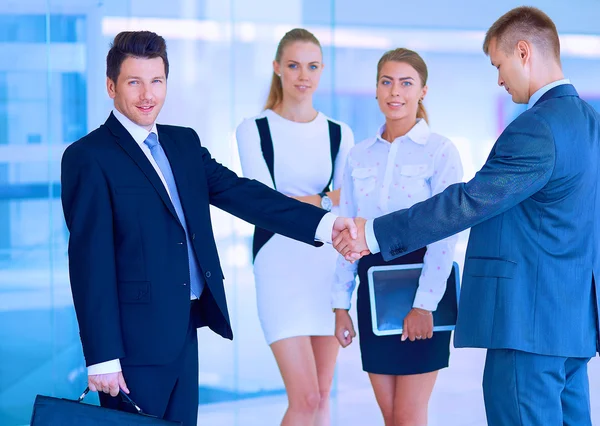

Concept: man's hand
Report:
left=333, top=217, right=370, bottom=261
left=401, top=308, right=434, bottom=342
left=334, top=309, right=357, bottom=348
left=88, top=372, right=129, bottom=397
left=332, top=216, right=358, bottom=241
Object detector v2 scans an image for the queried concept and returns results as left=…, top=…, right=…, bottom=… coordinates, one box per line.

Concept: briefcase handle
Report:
left=78, top=387, right=146, bottom=415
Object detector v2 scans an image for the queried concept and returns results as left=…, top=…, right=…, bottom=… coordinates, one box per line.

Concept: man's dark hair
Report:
left=106, top=31, right=169, bottom=83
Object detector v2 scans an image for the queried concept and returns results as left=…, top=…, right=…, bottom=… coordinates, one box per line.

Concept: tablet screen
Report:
left=367, top=262, right=459, bottom=336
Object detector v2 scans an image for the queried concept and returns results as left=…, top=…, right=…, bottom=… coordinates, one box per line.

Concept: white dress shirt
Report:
left=112, top=109, right=170, bottom=195
left=332, top=119, right=463, bottom=311
left=88, top=109, right=336, bottom=375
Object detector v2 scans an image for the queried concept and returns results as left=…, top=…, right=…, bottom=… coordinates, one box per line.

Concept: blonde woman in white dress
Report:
left=236, top=28, right=353, bottom=426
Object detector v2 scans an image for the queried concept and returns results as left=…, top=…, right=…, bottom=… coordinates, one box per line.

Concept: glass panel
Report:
left=0, top=5, right=88, bottom=424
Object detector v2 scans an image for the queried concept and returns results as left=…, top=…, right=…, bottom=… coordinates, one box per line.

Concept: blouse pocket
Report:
left=351, top=167, right=378, bottom=194
left=400, top=164, right=429, bottom=178
left=398, top=163, right=430, bottom=196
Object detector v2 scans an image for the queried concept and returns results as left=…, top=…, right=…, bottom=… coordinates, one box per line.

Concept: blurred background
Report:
left=1, top=0, right=599, bottom=424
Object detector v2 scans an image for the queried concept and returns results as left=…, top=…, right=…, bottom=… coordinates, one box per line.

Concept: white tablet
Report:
left=367, top=262, right=460, bottom=336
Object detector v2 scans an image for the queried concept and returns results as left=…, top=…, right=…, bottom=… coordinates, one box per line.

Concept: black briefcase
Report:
left=30, top=387, right=182, bottom=425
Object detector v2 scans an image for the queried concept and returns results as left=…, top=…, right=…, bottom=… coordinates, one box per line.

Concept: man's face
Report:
left=107, top=56, right=167, bottom=130
left=488, top=38, right=530, bottom=104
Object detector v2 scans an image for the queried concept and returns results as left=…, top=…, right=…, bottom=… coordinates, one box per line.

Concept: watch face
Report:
left=321, top=196, right=333, bottom=211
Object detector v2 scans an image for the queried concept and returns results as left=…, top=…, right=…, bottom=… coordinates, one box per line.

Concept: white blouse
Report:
left=332, top=119, right=464, bottom=312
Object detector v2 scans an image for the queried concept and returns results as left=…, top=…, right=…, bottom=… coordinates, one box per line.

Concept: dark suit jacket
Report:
left=61, top=113, right=327, bottom=367
left=373, top=85, right=600, bottom=357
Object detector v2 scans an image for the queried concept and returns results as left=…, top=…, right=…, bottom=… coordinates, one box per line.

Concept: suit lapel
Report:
left=104, top=113, right=181, bottom=224
left=157, top=126, right=194, bottom=214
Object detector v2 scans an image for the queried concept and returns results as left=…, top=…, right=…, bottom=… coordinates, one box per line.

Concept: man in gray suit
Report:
left=334, top=7, right=600, bottom=425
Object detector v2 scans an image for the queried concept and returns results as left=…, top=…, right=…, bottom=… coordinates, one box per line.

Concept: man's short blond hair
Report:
left=483, top=6, right=560, bottom=60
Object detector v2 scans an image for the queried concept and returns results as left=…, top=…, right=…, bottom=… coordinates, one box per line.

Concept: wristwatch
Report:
left=319, top=192, right=333, bottom=211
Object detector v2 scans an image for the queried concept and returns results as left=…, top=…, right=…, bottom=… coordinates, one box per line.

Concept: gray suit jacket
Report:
left=373, top=85, right=600, bottom=357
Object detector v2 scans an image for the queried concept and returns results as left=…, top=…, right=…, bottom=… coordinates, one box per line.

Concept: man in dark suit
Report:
left=61, top=31, right=355, bottom=426
left=334, top=7, right=600, bottom=426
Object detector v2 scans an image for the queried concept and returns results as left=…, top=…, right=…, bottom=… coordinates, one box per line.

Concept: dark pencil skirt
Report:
left=356, top=248, right=451, bottom=376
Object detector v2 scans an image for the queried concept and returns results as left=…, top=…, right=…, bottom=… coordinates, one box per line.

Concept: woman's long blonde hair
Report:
left=376, top=48, right=429, bottom=123
left=264, top=28, right=322, bottom=110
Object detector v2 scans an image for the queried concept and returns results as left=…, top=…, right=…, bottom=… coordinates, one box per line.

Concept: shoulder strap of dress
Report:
left=253, top=117, right=277, bottom=263
left=323, top=120, right=342, bottom=192
left=255, top=117, right=276, bottom=189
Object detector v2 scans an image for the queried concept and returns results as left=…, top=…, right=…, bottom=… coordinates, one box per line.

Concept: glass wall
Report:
left=0, top=5, right=88, bottom=424
left=1, top=0, right=600, bottom=424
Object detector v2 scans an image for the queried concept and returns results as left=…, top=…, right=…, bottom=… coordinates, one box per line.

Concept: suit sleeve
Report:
left=61, top=144, right=125, bottom=366
left=190, top=128, right=327, bottom=245
left=374, top=112, right=556, bottom=262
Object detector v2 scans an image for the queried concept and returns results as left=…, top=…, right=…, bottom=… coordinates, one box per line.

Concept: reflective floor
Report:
left=198, top=343, right=600, bottom=426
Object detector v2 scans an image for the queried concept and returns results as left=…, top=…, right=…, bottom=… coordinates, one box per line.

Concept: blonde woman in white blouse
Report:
left=332, top=48, right=463, bottom=426
left=236, top=29, right=353, bottom=426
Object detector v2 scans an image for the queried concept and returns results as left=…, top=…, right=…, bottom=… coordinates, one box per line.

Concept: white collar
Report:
left=368, top=118, right=431, bottom=147
left=112, top=108, right=159, bottom=146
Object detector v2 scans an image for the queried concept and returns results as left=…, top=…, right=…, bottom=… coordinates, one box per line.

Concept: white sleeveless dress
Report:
left=236, top=109, right=354, bottom=344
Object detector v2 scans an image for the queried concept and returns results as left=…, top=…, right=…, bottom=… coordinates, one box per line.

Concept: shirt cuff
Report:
left=315, top=212, right=337, bottom=244
left=331, top=290, right=352, bottom=310
left=365, top=219, right=381, bottom=254
left=412, top=290, right=442, bottom=312
left=88, top=359, right=122, bottom=375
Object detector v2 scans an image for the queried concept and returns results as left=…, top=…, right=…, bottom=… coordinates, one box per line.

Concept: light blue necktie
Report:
left=144, top=132, right=203, bottom=298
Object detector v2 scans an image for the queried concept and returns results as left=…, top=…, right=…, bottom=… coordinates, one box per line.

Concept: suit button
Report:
left=177, top=242, right=184, bottom=245
left=205, top=271, right=211, bottom=278
left=192, top=233, right=196, bottom=240
left=183, top=282, right=187, bottom=286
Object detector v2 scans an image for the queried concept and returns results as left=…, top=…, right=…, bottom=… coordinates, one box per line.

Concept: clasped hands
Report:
left=335, top=307, right=434, bottom=348
left=332, top=217, right=371, bottom=262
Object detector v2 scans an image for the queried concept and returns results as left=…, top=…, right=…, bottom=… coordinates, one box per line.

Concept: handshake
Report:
left=332, top=217, right=372, bottom=262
